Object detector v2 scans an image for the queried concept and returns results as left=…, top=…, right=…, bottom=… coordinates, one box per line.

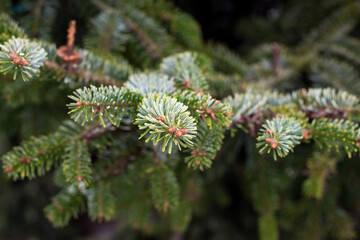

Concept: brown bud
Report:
left=13, top=57, right=22, bottom=65
left=205, top=109, right=212, bottom=114
left=266, top=129, right=273, bottom=135
left=175, top=130, right=183, bottom=137
left=20, top=157, right=26, bottom=163
left=265, top=138, right=272, bottom=143
left=195, top=160, right=200, bottom=166
left=168, top=127, right=176, bottom=133
left=270, top=141, right=278, bottom=149
left=201, top=152, right=207, bottom=156
left=9, top=53, right=16, bottom=59
left=25, top=158, right=31, bottom=164
left=5, top=167, right=13, bottom=172
left=93, top=107, right=98, bottom=115
left=210, top=112, right=216, bottom=120
left=225, top=111, right=231, bottom=116
left=181, top=129, right=188, bottom=134
left=77, top=176, right=83, bottom=182
left=76, top=101, right=82, bottom=107
left=39, top=149, right=46, bottom=155
left=22, top=59, right=29, bottom=66
left=190, top=150, right=197, bottom=155
left=303, top=130, right=310, bottom=140
left=200, top=113, right=206, bottom=119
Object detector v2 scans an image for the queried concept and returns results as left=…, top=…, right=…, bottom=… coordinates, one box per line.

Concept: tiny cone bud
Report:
left=100, top=107, right=104, bottom=114
left=39, top=149, right=46, bottom=155
left=190, top=150, right=197, bottom=155
left=303, top=130, right=310, bottom=140
left=26, top=158, right=31, bottom=164
left=201, top=152, right=207, bottom=156
left=266, top=138, right=272, bottom=143
left=210, top=112, right=216, bottom=120
left=181, top=129, right=188, bottom=134
left=156, top=117, right=162, bottom=121
left=5, top=167, right=13, bottom=172
left=225, top=111, right=231, bottom=116
left=195, top=160, right=200, bottom=165
left=9, top=53, right=16, bottom=59
left=270, top=141, right=278, bottom=149
left=168, top=127, right=175, bottom=133
left=13, top=57, right=22, bottom=65
left=160, top=117, right=164, bottom=122
left=198, top=91, right=204, bottom=95
left=266, top=129, right=273, bottom=134
left=206, top=109, right=212, bottom=114
left=20, top=157, right=26, bottom=163
left=76, top=101, right=82, bottom=106
left=175, top=130, right=183, bottom=137
left=22, top=59, right=29, bottom=66
left=200, top=113, right=206, bottom=119
left=77, top=176, right=83, bottom=182
left=93, top=108, right=98, bottom=115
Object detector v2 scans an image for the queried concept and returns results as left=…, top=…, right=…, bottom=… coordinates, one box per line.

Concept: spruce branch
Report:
left=68, top=85, right=143, bottom=127
left=135, top=93, right=197, bottom=153
left=257, top=117, right=303, bottom=160
left=0, top=37, right=47, bottom=81
left=0, top=12, right=26, bottom=42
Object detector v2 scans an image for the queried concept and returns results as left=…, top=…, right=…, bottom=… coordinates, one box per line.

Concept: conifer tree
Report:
left=1, top=0, right=360, bottom=239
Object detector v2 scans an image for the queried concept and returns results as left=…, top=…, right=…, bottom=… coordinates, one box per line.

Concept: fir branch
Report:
left=185, top=120, right=225, bottom=170
left=0, top=37, right=47, bottom=81
left=44, top=188, right=86, bottom=228
left=125, top=72, right=175, bottom=95
left=257, top=117, right=303, bottom=160
left=68, top=85, right=143, bottom=127
left=62, top=139, right=93, bottom=186
left=135, top=93, right=197, bottom=153
left=160, top=52, right=209, bottom=92
left=86, top=181, right=116, bottom=221
left=309, top=118, right=360, bottom=158
left=150, top=166, right=180, bottom=213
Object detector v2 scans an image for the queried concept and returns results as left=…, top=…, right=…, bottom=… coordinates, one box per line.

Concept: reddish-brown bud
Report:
left=93, top=107, right=98, bottom=115
left=210, top=112, right=216, bottom=120
left=168, top=127, right=176, bottom=133
left=5, top=167, right=13, bottom=172
left=200, top=113, right=206, bottom=119
left=39, top=149, right=46, bottom=155
left=201, top=152, right=207, bottom=156
left=190, top=150, right=197, bottom=155
left=9, top=53, right=16, bottom=60
left=181, top=129, right=188, bottom=134
left=77, top=176, right=83, bottom=182
left=195, top=160, right=200, bottom=165
left=205, top=109, right=212, bottom=114
left=266, top=129, right=273, bottom=134
left=270, top=141, right=278, bottom=149
left=76, top=101, right=82, bottom=107
left=13, top=57, right=22, bottom=65
left=98, top=212, right=104, bottom=218
left=266, top=138, right=272, bottom=143
left=25, top=158, right=31, bottom=164
left=20, top=157, right=26, bottom=163
left=22, top=59, right=29, bottom=66
left=225, top=111, right=231, bottom=116
left=175, top=130, right=183, bottom=137
left=303, top=130, right=310, bottom=140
